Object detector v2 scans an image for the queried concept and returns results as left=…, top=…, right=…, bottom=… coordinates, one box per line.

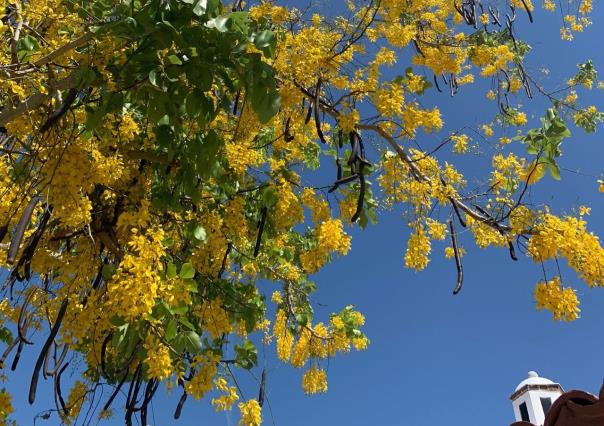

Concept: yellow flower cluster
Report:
left=405, top=227, right=431, bottom=271
left=144, top=334, right=173, bottom=380
left=300, top=219, right=351, bottom=273
left=451, top=134, right=469, bottom=153
left=62, top=381, right=88, bottom=425
left=185, top=353, right=221, bottom=400
left=471, top=45, right=515, bottom=77
left=274, top=309, right=294, bottom=361
left=302, top=367, right=328, bottom=395
left=212, top=377, right=239, bottom=411
left=106, top=228, right=166, bottom=320
left=0, top=389, right=13, bottom=423
left=199, top=298, right=233, bottom=339
left=528, top=213, right=604, bottom=287
left=534, top=277, right=580, bottom=321
left=238, top=399, right=262, bottom=426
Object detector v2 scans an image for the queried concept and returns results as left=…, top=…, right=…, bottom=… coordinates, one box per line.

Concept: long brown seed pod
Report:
left=0, top=337, right=19, bottom=368
left=508, top=241, right=518, bottom=261
left=304, top=102, right=313, bottom=124
left=102, top=370, right=129, bottom=412
left=17, top=294, right=34, bottom=345
left=337, top=130, right=344, bottom=148
left=100, top=332, right=112, bottom=376
left=174, top=390, right=188, bottom=419
left=448, top=220, right=464, bottom=295
left=351, top=165, right=366, bottom=223
left=233, top=89, right=241, bottom=115
left=258, top=368, right=266, bottom=407
left=7, top=196, right=40, bottom=265
left=125, top=364, right=142, bottom=426
left=314, top=79, right=328, bottom=144
left=0, top=223, right=8, bottom=242
left=39, top=88, right=78, bottom=133
left=19, top=208, right=52, bottom=281
left=433, top=74, right=443, bottom=92
left=254, top=207, right=268, bottom=258
left=45, top=344, right=68, bottom=377
left=29, top=298, right=68, bottom=404
left=284, top=117, right=295, bottom=142
left=11, top=341, right=23, bottom=371
left=55, top=361, right=70, bottom=416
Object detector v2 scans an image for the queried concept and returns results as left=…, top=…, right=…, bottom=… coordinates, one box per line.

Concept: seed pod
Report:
left=305, top=103, right=313, bottom=124
left=174, top=391, right=188, bottom=419
left=254, top=207, right=268, bottom=258
left=284, top=117, right=295, bottom=142
left=258, top=368, right=266, bottom=407
left=11, top=341, right=23, bottom=371
left=314, top=79, right=328, bottom=144
left=7, top=196, right=40, bottom=265
left=448, top=220, right=464, bottom=295
left=351, top=165, right=366, bottom=223
left=55, top=362, right=70, bottom=416
left=40, top=88, right=78, bottom=133
left=0, top=223, right=8, bottom=242
left=102, top=370, right=129, bottom=412
left=29, top=298, right=68, bottom=404
left=508, top=241, right=518, bottom=261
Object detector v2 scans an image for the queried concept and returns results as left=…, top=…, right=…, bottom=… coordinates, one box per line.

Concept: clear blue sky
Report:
left=5, top=3, right=604, bottom=426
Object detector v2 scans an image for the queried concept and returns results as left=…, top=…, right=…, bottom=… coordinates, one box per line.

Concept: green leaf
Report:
left=193, top=225, right=207, bottom=242
left=174, top=331, right=202, bottom=353
left=102, top=264, right=117, bottom=280
left=235, top=340, right=258, bottom=369
left=167, top=54, right=183, bottom=65
left=254, top=30, right=276, bottom=58
left=166, top=319, right=178, bottom=340
left=180, top=262, right=196, bottom=279
left=192, top=0, right=208, bottom=16
left=171, top=305, right=189, bottom=315
left=549, top=163, right=561, bottom=180
left=208, top=12, right=249, bottom=33
left=178, top=317, right=197, bottom=331
left=75, top=67, right=98, bottom=87
left=149, top=69, right=160, bottom=86
left=167, top=262, right=177, bottom=279
left=0, top=326, right=13, bottom=345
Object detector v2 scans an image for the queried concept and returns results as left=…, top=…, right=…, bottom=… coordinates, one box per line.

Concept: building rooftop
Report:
left=515, top=371, right=557, bottom=392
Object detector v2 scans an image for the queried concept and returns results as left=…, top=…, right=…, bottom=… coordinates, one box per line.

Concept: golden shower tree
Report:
left=0, top=0, right=602, bottom=424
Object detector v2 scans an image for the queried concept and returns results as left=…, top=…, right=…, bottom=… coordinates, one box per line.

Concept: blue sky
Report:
left=5, top=3, right=604, bottom=426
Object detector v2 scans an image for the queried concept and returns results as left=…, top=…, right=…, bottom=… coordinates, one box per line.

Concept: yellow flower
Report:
left=144, top=334, right=173, bottom=380
left=451, top=134, right=469, bottom=154
left=238, top=399, right=262, bottom=426
left=212, top=378, right=239, bottom=411
left=482, top=124, right=494, bottom=137
left=405, top=227, right=431, bottom=271
left=0, top=389, right=14, bottom=421
left=543, top=0, right=556, bottom=12
left=534, top=277, right=580, bottom=321
left=302, top=367, right=328, bottom=395
left=512, top=112, right=528, bottom=126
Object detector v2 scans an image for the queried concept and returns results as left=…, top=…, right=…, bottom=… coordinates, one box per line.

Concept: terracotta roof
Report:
left=510, top=381, right=604, bottom=426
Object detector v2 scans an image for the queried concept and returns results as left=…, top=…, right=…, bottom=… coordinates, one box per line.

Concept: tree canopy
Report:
left=0, top=0, right=602, bottom=424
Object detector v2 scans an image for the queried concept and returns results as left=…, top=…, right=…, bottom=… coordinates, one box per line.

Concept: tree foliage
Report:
left=0, top=0, right=602, bottom=424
